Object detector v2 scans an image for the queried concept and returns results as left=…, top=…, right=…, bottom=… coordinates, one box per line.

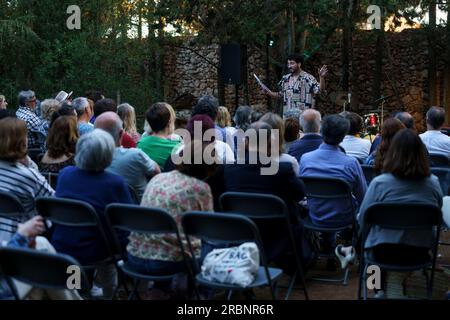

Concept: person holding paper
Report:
left=264, top=54, right=328, bottom=120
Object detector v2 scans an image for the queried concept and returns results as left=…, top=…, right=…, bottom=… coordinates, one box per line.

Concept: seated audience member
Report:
left=420, top=106, right=450, bottom=161
left=95, top=112, right=160, bottom=202
left=216, top=106, right=236, bottom=142
left=39, top=116, right=79, bottom=174
left=340, top=111, right=371, bottom=163
left=221, top=122, right=313, bottom=272
left=0, top=109, right=15, bottom=120
left=394, top=111, right=416, bottom=131
left=284, top=117, right=300, bottom=153
left=0, top=117, right=54, bottom=213
left=300, top=114, right=367, bottom=227
left=138, top=102, right=182, bottom=167
left=0, top=216, right=82, bottom=300
left=0, top=118, right=54, bottom=244
left=300, top=115, right=367, bottom=269
left=0, top=94, right=8, bottom=109
left=366, top=118, right=405, bottom=170
left=49, top=102, right=77, bottom=128
left=165, top=114, right=224, bottom=210
left=230, top=105, right=253, bottom=156
left=117, top=103, right=141, bottom=144
left=288, top=109, right=323, bottom=162
left=52, top=129, right=133, bottom=298
left=16, top=90, right=47, bottom=150
left=39, top=99, right=60, bottom=135
left=260, top=112, right=299, bottom=174
left=338, top=129, right=443, bottom=283
left=73, top=97, right=94, bottom=136
left=127, top=140, right=215, bottom=298
left=369, top=111, right=415, bottom=155
left=93, top=98, right=136, bottom=148
left=191, top=95, right=235, bottom=162
left=250, top=110, right=264, bottom=123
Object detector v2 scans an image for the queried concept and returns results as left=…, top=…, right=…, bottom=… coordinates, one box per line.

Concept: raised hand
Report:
left=319, top=65, right=328, bottom=78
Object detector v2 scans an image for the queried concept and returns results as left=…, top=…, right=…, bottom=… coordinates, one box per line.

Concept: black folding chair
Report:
left=35, top=197, right=117, bottom=290
left=360, top=164, right=376, bottom=185
left=430, top=167, right=450, bottom=196
left=0, top=191, right=28, bottom=235
left=219, top=192, right=308, bottom=300
left=0, top=246, right=89, bottom=300
left=299, top=176, right=357, bottom=285
left=105, top=203, right=193, bottom=300
left=182, top=211, right=283, bottom=300
left=429, top=153, right=450, bottom=167
left=358, top=202, right=442, bottom=300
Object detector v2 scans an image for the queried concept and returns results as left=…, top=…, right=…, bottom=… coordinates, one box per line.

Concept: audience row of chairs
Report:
left=0, top=177, right=445, bottom=300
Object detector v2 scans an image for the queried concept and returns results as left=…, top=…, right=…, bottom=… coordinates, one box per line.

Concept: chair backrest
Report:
left=0, top=191, right=27, bottom=234
left=429, top=153, right=450, bottom=167
left=430, top=167, right=450, bottom=196
left=106, top=203, right=179, bottom=235
left=182, top=211, right=262, bottom=247
left=35, top=197, right=100, bottom=227
left=362, top=202, right=442, bottom=231
left=0, top=246, right=88, bottom=295
left=35, top=196, right=115, bottom=262
left=219, top=192, right=288, bottom=220
left=0, top=191, right=26, bottom=219
left=300, top=176, right=353, bottom=199
left=105, top=203, right=184, bottom=258
left=360, top=164, right=375, bottom=185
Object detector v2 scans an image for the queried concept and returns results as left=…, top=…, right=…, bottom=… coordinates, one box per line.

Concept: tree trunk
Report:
left=372, top=28, right=384, bottom=106
left=342, top=0, right=350, bottom=93
left=428, top=0, right=437, bottom=106
left=444, top=6, right=450, bottom=125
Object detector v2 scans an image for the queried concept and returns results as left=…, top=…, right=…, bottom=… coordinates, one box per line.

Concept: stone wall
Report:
left=163, top=30, right=448, bottom=131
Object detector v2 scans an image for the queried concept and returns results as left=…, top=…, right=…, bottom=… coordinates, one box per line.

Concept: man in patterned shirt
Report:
left=266, top=54, right=328, bottom=120
left=16, top=90, right=47, bottom=150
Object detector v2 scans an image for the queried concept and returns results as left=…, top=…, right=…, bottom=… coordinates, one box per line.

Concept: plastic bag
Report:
left=201, top=242, right=259, bottom=287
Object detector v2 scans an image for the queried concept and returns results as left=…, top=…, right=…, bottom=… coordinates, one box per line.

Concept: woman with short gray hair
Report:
left=40, top=99, right=60, bottom=134
left=51, top=129, right=133, bottom=298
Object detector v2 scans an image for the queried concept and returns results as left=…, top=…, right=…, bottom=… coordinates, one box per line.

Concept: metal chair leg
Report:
left=284, top=272, right=297, bottom=300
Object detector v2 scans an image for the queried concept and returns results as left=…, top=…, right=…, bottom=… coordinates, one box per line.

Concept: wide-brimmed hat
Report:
left=55, top=90, right=73, bottom=102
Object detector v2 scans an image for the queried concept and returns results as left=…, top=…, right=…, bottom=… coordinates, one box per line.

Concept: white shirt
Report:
left=340, top=135, right=371, bottom=162
left=175, top=140, right=235, bottom=164
left=419, top=130, right=450, bottom=160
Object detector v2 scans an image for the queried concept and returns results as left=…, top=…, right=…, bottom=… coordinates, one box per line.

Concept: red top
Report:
left=121, top=132, right=137, bottom=148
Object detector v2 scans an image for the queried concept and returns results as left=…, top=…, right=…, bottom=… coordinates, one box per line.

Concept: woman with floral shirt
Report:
left=126, top=140, right=216, bottom=295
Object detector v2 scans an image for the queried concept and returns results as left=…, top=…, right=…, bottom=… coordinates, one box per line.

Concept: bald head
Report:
left=394, top=112, right=415, bottom=130
left=94, top=111, right=123, bottom=146
left=300, top=109, right=321, bottom=133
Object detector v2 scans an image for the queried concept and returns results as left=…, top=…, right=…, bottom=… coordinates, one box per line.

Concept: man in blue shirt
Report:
left=299, top=114, right=367, bottom=269
left=300, top=114, right=367, bottom=227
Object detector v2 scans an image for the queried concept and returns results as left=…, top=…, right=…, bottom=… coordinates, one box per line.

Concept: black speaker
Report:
left=220, top=44, right=242, bottom=85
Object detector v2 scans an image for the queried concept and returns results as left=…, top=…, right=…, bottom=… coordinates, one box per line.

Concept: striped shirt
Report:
left=0, top=160, right=54, bottom=214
